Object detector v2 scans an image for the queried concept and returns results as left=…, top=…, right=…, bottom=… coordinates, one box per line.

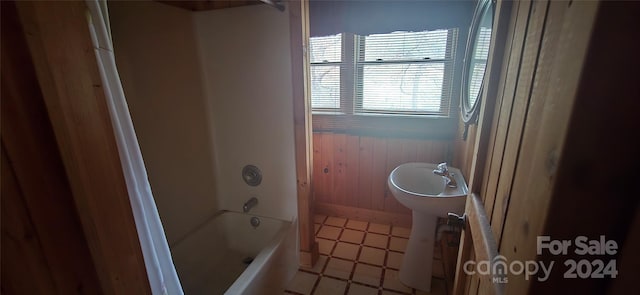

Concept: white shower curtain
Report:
left=85, top=1, right=183, bottom=294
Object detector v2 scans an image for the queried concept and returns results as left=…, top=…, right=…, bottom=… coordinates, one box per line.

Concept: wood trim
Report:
left=15, top=2, right=151, bottom=293
left=313, top=114, right=458, bottom=140
left=467, top=194, right=498, bottom=269
left=453, top=193, right=504, bottom=295
left=289, top=0, right=319, bottom=267
left=469, top=194, right=503, bottom=295
left=299, top=242, right=320, bottom=269
left=315, top=202, right=412, bottom=228
left=155, top=0, right=261, bottom=11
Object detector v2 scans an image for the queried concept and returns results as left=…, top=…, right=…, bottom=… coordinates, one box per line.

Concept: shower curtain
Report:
left=85, top=1, right=183, bottom=294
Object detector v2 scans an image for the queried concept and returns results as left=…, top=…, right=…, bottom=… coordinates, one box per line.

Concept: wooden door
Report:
left=450, top=0, right=638, bottom=294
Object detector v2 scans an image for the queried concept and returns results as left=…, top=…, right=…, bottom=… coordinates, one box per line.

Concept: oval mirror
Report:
left=461, top=0, right=495, bottom=139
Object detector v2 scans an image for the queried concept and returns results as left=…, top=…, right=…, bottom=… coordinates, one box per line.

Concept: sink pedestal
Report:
left=388, top=162, right=468, bottom=292
left=399, top=211, right=437, bottom=292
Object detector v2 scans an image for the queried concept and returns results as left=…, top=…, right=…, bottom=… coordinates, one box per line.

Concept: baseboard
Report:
left=315, top=202, right=412, bottom=228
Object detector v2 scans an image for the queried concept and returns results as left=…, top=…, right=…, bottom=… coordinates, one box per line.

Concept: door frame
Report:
left=289, top=0, right=320, bottom=268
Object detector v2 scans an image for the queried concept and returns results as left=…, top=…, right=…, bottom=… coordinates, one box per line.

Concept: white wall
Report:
left=194, top=4, right=298, bottom=221
left=109, top=1, right=298, bottom=244
left=110, top=1, right=218, bottom=245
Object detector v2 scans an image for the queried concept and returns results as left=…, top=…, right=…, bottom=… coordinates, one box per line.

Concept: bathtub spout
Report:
left=243, top=197, right=258, bottom=213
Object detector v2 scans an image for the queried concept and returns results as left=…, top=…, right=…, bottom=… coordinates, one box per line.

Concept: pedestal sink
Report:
left=388, top=162, right=468, bottom=292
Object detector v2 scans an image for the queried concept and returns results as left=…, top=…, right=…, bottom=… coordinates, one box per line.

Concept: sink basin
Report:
left=387, top=162, right=468, bottom=292
left=388, top=162, right=468, bottom=217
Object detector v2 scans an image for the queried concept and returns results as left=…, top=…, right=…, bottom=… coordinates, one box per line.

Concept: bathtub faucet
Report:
left=243, top=197, right=258, bottom=213
left=433, top=162, right=457, bottom=188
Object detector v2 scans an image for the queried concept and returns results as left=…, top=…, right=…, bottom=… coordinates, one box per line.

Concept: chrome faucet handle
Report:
left=436, top=162, right=449, bottom=173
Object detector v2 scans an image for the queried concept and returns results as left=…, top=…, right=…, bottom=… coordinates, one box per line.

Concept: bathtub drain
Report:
left=242, top=256, right=254, bottom=265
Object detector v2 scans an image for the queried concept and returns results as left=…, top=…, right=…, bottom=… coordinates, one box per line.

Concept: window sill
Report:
left=312, top=113, right=458, bottom=140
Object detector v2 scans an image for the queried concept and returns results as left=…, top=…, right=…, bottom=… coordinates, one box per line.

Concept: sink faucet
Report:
left=433, top=162, right=457, bottom=188
left=243, top=197, right=258, bottom=213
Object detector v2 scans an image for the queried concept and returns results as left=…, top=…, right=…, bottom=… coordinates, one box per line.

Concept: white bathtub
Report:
left=171, top=211, right=298, bottom=294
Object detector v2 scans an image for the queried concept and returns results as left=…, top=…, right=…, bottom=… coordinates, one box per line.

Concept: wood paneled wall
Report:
left=312, top=132, right=452, bottom=222
left=1, top=2, right=102, bottom=292
left=2, top=1, right=151, bottom=293
left=452, top=1, right=640, bottom=294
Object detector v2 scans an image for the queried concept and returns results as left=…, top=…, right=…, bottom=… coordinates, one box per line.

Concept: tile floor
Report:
left=285, top=215, right=448, bottom=295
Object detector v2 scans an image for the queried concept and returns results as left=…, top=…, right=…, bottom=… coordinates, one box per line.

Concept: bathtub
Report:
left=171, top=211, right=298, bottom=294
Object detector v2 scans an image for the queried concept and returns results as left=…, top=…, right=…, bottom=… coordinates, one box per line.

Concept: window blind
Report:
left=468, top=27, right=492, bottom=107
left=309, top=34, right=342, bottom=110
left=355, top=29, right=458, bottom=116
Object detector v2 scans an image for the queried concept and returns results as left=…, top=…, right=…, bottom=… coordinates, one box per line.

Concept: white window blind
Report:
left=356, top=29, right=457, bottom=116
left=468, top=27, right=492, bottom=107
left=309, top=34, right=342, bottom=110
left=309, top=29, right=457, bottom=117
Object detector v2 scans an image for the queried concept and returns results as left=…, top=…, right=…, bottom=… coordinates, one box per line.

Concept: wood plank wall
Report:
left=312, top=132, right=452, bottom=224
left=452, top=0, right=640, bottom=294
left=4, top=1, right=152, bottom=293
left=1, top=2, right=103, bottom=292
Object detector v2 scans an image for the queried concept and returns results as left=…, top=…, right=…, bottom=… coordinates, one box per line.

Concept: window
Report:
left=309, top=34, right=342, bottom=110
left=310, top=28, right=458, bottom=117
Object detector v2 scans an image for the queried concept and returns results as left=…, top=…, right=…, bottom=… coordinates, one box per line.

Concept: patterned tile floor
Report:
left=285, top=215, right=448, bottom=295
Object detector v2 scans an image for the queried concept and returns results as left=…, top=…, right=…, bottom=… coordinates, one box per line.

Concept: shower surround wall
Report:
left=110, top=1, right=217, bottom=245
left=110, top=1, right=298, bottom=245
left=194, top=5, right=298, bottom=222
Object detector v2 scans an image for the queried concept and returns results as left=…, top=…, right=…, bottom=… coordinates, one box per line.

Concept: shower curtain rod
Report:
left=260, top=0, right=285, bottom=12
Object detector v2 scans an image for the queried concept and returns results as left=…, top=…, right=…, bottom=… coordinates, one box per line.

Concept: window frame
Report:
left=308, top=33, right=344, bottom=112
left=308, top=29, right=464, bottom=139
left=354, top=29, right=457, bottom=116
